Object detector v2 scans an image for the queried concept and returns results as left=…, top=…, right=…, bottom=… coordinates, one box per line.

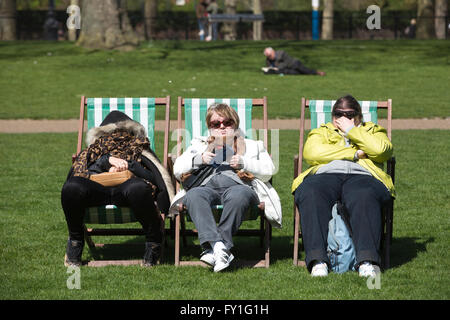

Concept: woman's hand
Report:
left=356, top=150, right=367, bottom=159
left=109, top=156, right=128, bottom=172
left=334, top=116, right=355, bottom=133
left=230, top=155, right=243, bottom=169
left=201, top=152, right=215, bottom=165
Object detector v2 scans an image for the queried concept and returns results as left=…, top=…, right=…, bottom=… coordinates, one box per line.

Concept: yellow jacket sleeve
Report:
left=347, top=123, right=393, bottom=163
left=303, top=127, right=357, bottom=166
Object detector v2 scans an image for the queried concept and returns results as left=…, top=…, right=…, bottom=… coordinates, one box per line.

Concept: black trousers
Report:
left=281, top=60, right=317, bottom=75
left=294, top=173, right=391, bottom=271
left=61, top=176, right=162, bottom=243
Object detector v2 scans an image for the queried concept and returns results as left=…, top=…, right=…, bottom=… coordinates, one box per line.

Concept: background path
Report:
left=0, top=118, right=449, bottom=133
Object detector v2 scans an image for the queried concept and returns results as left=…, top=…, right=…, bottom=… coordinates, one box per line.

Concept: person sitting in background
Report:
left=292, top=95, right=394, bottom=277
left=262, top=47, right=326, bottom=76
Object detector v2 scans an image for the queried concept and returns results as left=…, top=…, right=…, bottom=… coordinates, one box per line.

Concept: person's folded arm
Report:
left=303, top=129, right=357, bottom=166
left=347, top=124, right=393, bottom=163
left=173, top=141, right=207, bottom=180
left=241, top=141, right=275, bottom=182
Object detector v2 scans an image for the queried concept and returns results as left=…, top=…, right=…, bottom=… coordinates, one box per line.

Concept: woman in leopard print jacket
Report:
left=61, top=111, right=174, bottom=267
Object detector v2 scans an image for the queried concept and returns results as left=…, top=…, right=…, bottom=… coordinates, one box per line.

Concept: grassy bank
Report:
left=0, top=130, right=448, bottom=299
left=0, top=40, right=448, bottom=120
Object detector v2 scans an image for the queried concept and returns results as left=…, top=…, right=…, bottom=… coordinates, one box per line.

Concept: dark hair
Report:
left=332, top=95, right=363, bottom=123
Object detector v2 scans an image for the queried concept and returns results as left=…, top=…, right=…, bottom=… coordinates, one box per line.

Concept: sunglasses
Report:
left=332, top=110, right=358, bottom=119
left=209, top=119, right=235, bottom=129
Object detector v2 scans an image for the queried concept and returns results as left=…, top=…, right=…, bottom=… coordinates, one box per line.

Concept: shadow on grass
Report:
left=160, top=234, right=297, bottom=267
left=82, top=232, right=433, bottom=271
left=83, top=231, right=296, bottom=269
left=389, top=236, right=434, bottom=269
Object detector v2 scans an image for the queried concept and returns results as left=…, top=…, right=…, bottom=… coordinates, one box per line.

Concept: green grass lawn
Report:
left=1, top=130, right=449, bottom=300
left=0, top=40, right=449, bottom=120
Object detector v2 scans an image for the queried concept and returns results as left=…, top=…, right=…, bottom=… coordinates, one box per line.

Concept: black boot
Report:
left=65, top=238, right=84, bottom=267
left=143, top=242, right=161, bottom=267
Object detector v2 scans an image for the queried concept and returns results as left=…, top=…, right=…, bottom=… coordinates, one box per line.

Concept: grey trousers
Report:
left=184, top=174, right=259, bottom=250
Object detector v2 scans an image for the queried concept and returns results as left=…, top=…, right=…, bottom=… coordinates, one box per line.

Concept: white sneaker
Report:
left=200, top=249, right=215, bottom=267
left=311, top=262, right=328, bottom=277
left=213, top=248, right=234, bottom=272
left=358, top=262, right=380, bottom=278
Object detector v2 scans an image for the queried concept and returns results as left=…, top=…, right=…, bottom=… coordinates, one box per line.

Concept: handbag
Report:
left=180, top=165, right=214, bottom=190
left=90, top=170, right=134, bottom=187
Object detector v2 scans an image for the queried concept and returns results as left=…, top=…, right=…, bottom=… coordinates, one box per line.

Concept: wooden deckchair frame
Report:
left=293, top=98, right=395, bottom=269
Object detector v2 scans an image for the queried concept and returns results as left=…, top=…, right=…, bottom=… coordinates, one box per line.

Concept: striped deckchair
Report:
left=309, top=100, right=379, bottom=131
left=73, top=96, right=171, bottom=266
left=181, top=98, right=255, bottom=149
left=293, top=98, right=395, bottom=270
left=172, top=97, right=271, bottom=268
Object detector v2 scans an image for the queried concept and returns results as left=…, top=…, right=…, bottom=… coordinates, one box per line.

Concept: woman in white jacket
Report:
left=171, top=103, right=281, bottom=272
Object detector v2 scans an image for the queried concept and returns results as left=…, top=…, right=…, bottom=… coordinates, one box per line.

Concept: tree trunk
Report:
left=223, top=0, right=237, bottom=41
left=252, top=0, right=262, bottom=40
left=77, top=0, right=139, bottom=50
left=119, top=0, right=138, bottom=43
left=416, top=0, right=434, bottom=39
left=321, top=0, right=334, bottom=40
left=435, top=0, right=447, bottom=39
left=0, top=0, right=16, bottom=40
left=144, top=0, right=158, bottom=40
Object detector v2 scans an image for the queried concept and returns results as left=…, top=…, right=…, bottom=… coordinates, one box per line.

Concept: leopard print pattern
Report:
left=72, top=129, right=149, bottom=179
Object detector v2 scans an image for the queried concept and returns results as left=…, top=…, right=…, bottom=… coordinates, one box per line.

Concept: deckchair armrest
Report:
left=293, top=155, right=299, bottom=177
left=387, top=156, right=396, bottom=184
left=167, top=153, right=178, bottom=191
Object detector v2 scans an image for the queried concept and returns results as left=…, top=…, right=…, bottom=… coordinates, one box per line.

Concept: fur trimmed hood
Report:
left=86, top=119, right=175, bottom=202
left=86, top=120, right=147, bottom=146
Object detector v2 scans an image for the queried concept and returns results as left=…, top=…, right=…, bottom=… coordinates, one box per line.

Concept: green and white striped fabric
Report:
left=85, top=205, right=135, bottom=224
left=84, top=97, right=156, bottom=224
left=87, top=97, right=156, bottom=150
left=183, top=98, right=254, bottom=149
left=309, top=100, right=378, bottom=129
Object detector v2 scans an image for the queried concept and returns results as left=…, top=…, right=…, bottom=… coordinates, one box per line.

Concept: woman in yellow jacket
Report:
left=292, top=95, right=395, bottom=277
